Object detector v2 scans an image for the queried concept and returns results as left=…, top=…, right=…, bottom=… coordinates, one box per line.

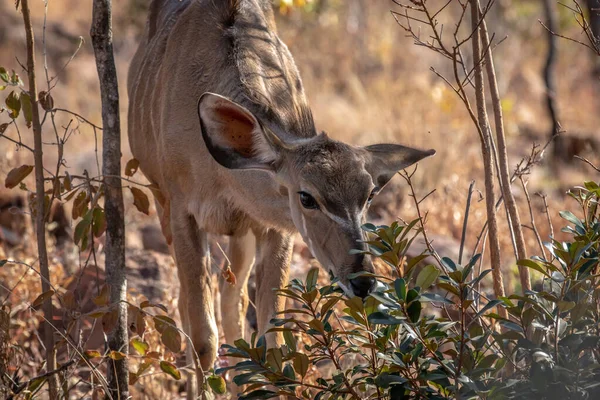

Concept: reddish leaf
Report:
left=102, top=309, right=119, bottom=334
left=62, top=290, right=76, bottom=310
left=38, top=90, right=54, bottom=111
left=145, top=351, right=161, bottom=360
left=5, top=165, right=33, bottom=189
left=108, top=350, right=126, bottom=360
left=222, top=266, right=237, bottom=285
left=93, top=284, right=110, bottom=306
left=130, top=187, right=149, bottom=215
left=84, top=350, right=102, bottom=359
left=125, top=158, right=139, bottom=177
left=20, top=91, right=32, bottom=128
left=32, top=290, right=55, bottom=308
left=71, top=191, right=88, bottom=220
left=129, top=372, right=139, bottom=386
left=136, top=311, right=146, bottom=336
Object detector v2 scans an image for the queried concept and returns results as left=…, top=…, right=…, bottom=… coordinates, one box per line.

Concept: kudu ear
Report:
left=198, top=92, right=281, bottom=171
left=364, top=144, right=436, bottom=188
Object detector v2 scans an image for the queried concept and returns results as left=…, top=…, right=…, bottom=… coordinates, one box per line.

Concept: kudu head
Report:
left=198, top=93, right=435, bottom=298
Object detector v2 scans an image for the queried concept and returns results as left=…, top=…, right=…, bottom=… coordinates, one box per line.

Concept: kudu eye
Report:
left=298, top=191, right=319, bottom=210
left=367, top=187, right=379, bottom=204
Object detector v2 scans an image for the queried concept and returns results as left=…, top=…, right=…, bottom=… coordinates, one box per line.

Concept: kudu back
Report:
left=128, top=0, right=434, bottom=393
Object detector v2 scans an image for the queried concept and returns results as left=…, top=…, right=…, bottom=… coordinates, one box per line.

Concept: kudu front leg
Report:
left=171, top=206, right=218, bottom=399
left=254, top=230, right=294, bottom=347
left=221, top=230, right=256, bottom=345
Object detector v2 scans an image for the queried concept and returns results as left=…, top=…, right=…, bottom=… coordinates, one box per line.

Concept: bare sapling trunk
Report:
left=542, top=0, right=562, bottom=161
left=479, top=12, right=531, bottom=292
left=20, top=0, right=59, bottom=396
left=469, top=0, right=507, bottom=318
left=90, top=0, right=129, bottom=397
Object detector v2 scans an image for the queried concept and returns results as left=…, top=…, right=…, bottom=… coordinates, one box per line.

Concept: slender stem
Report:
left=20, top=0, right=59, bottom=397
left=458, top=181, right=475, bottom=265
left=469, top=0, right=507, bottom=317
left=479, top=5, right=531, bottom=292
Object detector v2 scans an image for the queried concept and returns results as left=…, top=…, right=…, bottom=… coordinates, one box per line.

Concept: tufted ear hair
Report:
left=363, top=144, right=436, bottom=188
left=197, top=92, right=283, bottom=171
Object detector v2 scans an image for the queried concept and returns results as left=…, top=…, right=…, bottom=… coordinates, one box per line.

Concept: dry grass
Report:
left=1, top=0, right=599, bottom=398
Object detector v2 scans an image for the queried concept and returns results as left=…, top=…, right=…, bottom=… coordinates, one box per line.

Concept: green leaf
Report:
left=208, top=374, right=226, bottom=394
left=131, top=338, right=149, bottom=356
left=557, top=300, right=575, bottom=312
left=0, top=260, right=7, bottom=267
left=499, top=320, right=523, bottom=333
left=283, top=330, right=296, bottom=352
left=305, top=267, right=319, bottom=291
left=293, top=352, right=309, bottom=377
left=368, top=311, right=404, bottom=325
left=92, top=207, right=106, bottom=238
left=559, top=210, right=583, bottom=229
left=5, top=90, right=20, bottom=118
left=161, top=326, right=182, bottom=353
left=441, top=257, right=457, bottom=271
left=0, top=67, right=9, bottom=83
left=283, top=363, right=296, bottom=380
left=415, top=264, right=440, bottom=289
left=159, top=361, right=181, bottom=380
left=74, top=216, right=92, bottom=246
left=394, top=278, right=406, bottom=301
left=238, top=390, right=278, bottom=400
left=407, top=301, right=422, bottom=323
left=375, top=373, right=408, bottom=388
left=473, top=299, right=503, bottom=321
left=517, top=259, right=549, bottom=277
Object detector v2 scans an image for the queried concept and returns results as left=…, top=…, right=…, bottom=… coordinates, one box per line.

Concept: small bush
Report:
left=221, top=180, right=600, bottom=400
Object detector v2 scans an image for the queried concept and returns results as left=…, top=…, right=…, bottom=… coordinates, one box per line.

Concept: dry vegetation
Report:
left=0, top=0, right=599, bottom=398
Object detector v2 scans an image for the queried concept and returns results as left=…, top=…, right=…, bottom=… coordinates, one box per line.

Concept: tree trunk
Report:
left=90, top=1, right=129, bottom=398
left=20, top=0, right=59, bottom=397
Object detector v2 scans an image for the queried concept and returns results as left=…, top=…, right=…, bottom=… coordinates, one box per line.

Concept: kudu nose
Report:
left=349, top=276, right=376, bottom=299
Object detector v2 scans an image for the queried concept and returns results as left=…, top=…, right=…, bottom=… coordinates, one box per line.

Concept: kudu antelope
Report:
left=128, top=0, right=435, bottom=393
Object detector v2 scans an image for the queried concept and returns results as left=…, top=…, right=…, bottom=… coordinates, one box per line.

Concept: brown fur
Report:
left=128, top=1, right=434, bottom=396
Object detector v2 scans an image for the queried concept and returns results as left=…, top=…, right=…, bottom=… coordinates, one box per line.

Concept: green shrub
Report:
left=220, top=181, right=599, bottom=400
